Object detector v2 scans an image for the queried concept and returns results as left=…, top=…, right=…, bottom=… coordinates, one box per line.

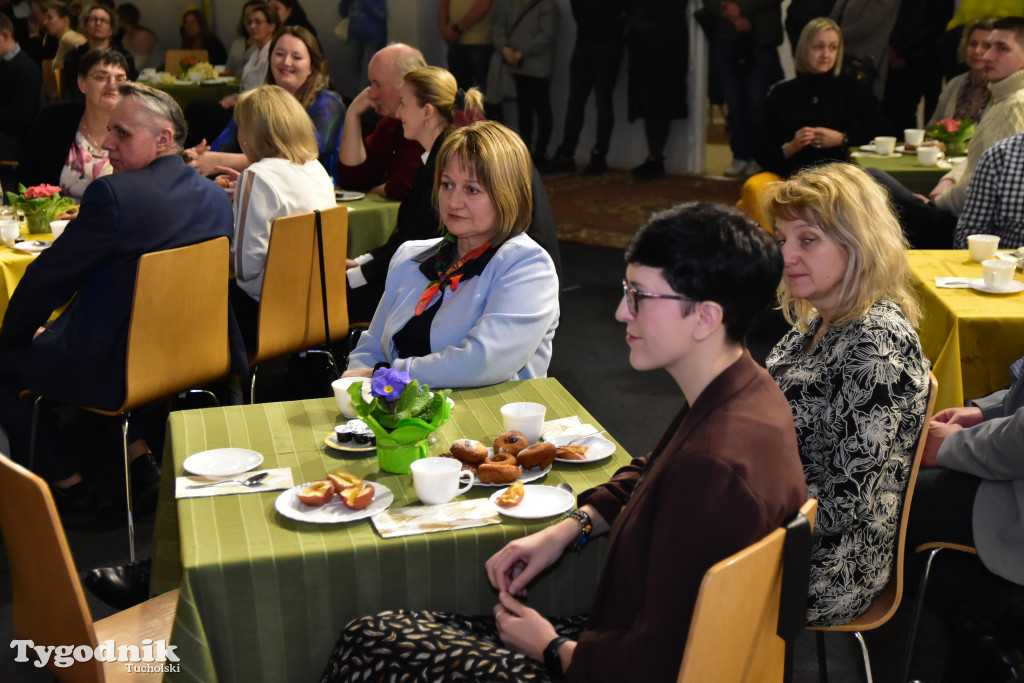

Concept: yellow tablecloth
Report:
left=150, top=378, right=630, bottom=682
left=341, top=193, right=399, bottom=257
left=908, top=250, right=1024, bottom=409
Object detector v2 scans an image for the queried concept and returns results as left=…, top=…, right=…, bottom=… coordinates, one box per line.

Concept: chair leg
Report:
left=182, top=388, right=220, bottom=407
left=120, top=412, right=135, bottom=564
left=816, top=630, right=829, bottom=683
left=28, top=396, right=42, bottom=472
left=852, top=631, right=873, bottom=683
left=250, top=365, right=259, bottom=404
left=902, top=547, right=942, bottom=682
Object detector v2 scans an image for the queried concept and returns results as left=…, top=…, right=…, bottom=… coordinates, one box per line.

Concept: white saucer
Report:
left=12, top=240, right=50, bottom=253
left=969, top=279, right=1024, bottom=294
left=335, top=190, right=365, bottom=202
left=183, top=448, right=264, bottom=476
left=489, top=485, right=574, bottom=519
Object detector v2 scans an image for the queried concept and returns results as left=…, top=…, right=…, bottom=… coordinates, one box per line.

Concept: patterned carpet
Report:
left=543, top=170, right=744, bottom=249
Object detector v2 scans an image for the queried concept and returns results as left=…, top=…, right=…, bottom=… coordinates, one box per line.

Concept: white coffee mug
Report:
left=411, top=457, right=473, bottom=505
left=0, top=221, right=19, bottom=246
left=49, top=220, right=69, bottom=239
left=874, top=136, right=897, bottom=156
left=904, top=128, right=925, bottom=146
left=967, top=234, right=1000, bottom=263
left=982, top=259, right=1016, bottom=290
left=916, top=146, right=941, bottom=167
left=500, top=402, right=546, bottom=444
left=332, top=377, right=368, bottom=418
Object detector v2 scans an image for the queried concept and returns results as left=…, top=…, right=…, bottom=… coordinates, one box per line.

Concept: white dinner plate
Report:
left=335, top=190, right=365, bottom=202
left=12, top=240, right=50, bottom=253
left=490, top=485, right=574, bottom=519
left=549, top=434, right=616, bottom=464
left=275, top=481, right=393, bottom=523
left=968, top=279, right=1024, bottom=294
left=324, top=432, right=375, bottom=452
left=183, top=448, right=264, bottom=476
left=200, top=77, right=232, bottom=85
left=474, top=459, right=552, bottom=487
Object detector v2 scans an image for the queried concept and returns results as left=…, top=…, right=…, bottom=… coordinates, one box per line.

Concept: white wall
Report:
left=140, top=0, right=711, bottom=173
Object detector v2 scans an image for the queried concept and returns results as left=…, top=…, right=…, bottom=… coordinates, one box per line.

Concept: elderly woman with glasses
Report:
left=322, top=202, right=806, bottom=682
left=20, top=49, right=128, bottom=201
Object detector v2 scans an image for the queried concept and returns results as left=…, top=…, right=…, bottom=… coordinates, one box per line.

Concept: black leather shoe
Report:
left=631, top=156, right=665, bottom=182
left=84, top=556, right=152, bottom=610
left=129, top=453, right=160, bottom=516
left=582, top=152, right=607, bottom=176
left=544, top=153, right=577, bottom=174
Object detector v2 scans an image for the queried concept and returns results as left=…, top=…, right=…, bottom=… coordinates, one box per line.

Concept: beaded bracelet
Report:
left=561, top=509, right=592, bottom=551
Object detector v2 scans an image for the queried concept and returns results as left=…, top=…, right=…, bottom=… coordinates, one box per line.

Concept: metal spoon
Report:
left=187, top=472, right=269, bottom=489
left=556, top=482, right=574, bottom=496
left=565, top=430, right=607, bottom=445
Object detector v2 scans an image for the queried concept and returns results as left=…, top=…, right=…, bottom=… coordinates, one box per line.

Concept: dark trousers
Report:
left=447, top=42, right=502, bottom=121
left=712, top=25, right=782, bottom=161
left=557, top=39, right=623, bottom=157
left=513, top=74, right=553, bottom=157
left=866, top=167, right=958, bottom=248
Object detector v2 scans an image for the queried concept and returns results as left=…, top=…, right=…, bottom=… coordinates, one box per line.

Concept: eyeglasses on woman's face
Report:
left=621, top=279, right=690, bottom=316
left=86, top=15, right=110, bottom=25
left=88, top=70, right=127, bottom=84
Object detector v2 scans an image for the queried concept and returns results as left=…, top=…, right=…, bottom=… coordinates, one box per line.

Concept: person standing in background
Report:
left=829, top=0, right=900, bottom=99
left=545, top=0, right=626, bottom=177
left=440, top=0, right=495, bottom=118
left=337, top=0, right=386, bottom=94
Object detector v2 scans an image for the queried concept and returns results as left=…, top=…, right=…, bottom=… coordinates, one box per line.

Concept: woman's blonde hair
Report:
left=762, top=162, right=921, bottom=331
left=402, top=66, right=485, bottom=128
left=234, top=84, right=318, bottom=164
left=433, top=121, right=532, bottom=243
left=794, top=17, right=843, bottom=76
left=958, top=16, right=996, bottom=63
left=266, top=25, right=329, bottom=109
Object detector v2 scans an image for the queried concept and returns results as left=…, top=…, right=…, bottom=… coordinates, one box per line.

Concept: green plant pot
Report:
left=25, top=212, right=50, bottom=235
left=376, top=438, right=429, bottom=474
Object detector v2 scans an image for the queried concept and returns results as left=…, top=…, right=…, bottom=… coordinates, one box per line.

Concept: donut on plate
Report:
left=451, top=438, right=488, bottom=464
left=517, top=441, right=556, bottom=469
left=477, top=457, right=521, bottom=484
left=493, top=430, right=530, bottom=457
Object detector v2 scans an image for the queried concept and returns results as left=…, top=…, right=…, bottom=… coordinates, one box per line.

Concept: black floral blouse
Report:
left=767, top=299, right=930, bottom=626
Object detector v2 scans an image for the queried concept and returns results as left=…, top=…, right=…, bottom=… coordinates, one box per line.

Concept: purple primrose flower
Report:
left=371, top=367, right=412, bottom=401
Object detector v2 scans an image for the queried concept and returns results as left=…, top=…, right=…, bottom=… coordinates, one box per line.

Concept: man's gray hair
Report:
left=391, top=44, right=427, bottom=80
left=116, top=81, right=187, bottom=152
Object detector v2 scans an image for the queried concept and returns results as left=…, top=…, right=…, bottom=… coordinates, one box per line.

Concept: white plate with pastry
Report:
left=490, top=485, right=573, bottom=519
left=275, top=481, right=393, bottom=523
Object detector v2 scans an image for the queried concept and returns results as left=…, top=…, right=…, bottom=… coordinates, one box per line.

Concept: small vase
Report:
left=376, top=437, right=430, bottom=474
left=25, top=212, right=50, bottom=235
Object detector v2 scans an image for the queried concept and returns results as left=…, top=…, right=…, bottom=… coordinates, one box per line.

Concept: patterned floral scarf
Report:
left=414, top=234, right=492, bottom=316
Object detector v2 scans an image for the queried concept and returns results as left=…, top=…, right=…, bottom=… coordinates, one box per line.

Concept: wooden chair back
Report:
left=678, top=498, right=818, bottom=683
left=164, top=49, right=209, bottom=75
left=0, top=453, right=103, bottom=683
left=250, top=206, right=349, bottom=366
left=42, top=58, right=60, bottom=97
left=93, top=237, right=231, bottom=415
left=812, top=370, right=939, bottom=633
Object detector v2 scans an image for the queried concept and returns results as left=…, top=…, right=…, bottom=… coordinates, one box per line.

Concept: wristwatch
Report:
left=543, top=636, right=570, bottom=678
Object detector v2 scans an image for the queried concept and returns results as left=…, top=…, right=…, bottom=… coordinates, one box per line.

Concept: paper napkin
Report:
left=175, top=467, right=294, bottom=499
left=372, top=499, right=500, bottom=538
left=541, top=416, right=598, bottom=441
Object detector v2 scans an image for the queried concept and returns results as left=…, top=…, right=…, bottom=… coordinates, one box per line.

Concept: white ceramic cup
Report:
left=332, top=377, right=367, bottom=418
left=500, top=402, right=546, bottom=443
left=411, top=457, right=473, bottom=505
left=49, top=220, right=69, bottom=239
left=967, top=234, right=1000, bottom=263
left=904, top=128, right=925, bottom=146
left=982, top=259, right=1016, bottom=290
left=0, top=221, right=19, bottom=246
left=916, top=146, right=941, bottom=167
left=874, top=136, right=897, bottom=156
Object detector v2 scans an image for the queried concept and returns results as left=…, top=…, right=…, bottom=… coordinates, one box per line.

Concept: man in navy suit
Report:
left=0, top=82, right=233, bottom=516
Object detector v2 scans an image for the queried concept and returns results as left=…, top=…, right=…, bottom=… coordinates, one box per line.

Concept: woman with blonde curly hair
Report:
left=763, top=161, right=931, bottom=627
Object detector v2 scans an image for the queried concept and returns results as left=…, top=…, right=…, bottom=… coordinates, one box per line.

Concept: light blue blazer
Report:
left=348, top=233, right=559, bottom=389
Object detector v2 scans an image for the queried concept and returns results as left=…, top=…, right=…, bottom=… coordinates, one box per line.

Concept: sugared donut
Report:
left=451, top=438, right=488, bottom=464
left=477, top=461, right=521, bottom=484
left=517, top=441, right=556, bottom=469
left=493, top=430, right=529, bottom=457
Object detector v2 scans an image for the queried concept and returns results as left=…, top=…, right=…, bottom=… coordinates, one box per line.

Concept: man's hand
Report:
left=349, top=87, right=375, bottom=117
left=923, top=419, right=964, bottom=466
left=341, top=368, right=373, bottom=378
left=929, top=178, right=955, bottom=201
left=441, top=24, right=459, bottom=44
left=493, top=592, right=561, bottom=662
left=932, top=406, right=984, bottom=428
left=502, top=45, right=519, bottom=66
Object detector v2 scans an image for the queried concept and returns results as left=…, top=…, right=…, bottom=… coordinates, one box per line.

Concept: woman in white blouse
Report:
left=223, top=84, right=336, bottom=347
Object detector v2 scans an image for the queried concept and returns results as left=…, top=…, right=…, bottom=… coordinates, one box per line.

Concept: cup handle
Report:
left=457, top=469, right=473, bottom=494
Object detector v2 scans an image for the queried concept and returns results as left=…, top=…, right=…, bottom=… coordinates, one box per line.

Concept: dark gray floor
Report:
left=0, top=240, right=944, bottom=682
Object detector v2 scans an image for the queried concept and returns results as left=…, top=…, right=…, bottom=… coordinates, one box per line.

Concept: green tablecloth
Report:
left=340, top=193, right=399, bottom=257
left=149, top=78, right=240, bottom=112
left=908, top=250, right=1024, bottom=410
left=151, top=378, right=630, bottom=682
left=849, top=150, right=949, bottom=194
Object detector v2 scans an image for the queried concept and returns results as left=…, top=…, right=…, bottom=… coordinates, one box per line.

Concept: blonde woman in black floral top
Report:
left=763, top=162, right=931, bottom=627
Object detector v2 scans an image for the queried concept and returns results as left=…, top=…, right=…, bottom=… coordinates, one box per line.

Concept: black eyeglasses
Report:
left=621, top=279, right=690, bottom=316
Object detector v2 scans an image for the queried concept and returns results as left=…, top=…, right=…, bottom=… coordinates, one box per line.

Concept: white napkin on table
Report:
left=175, top=467, right=293, bottom=499
left=541, top=416, right=598, bottom=441
left=371, top=499, right=500, bottom=538
left=934, top=277, right=976, bottom=289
